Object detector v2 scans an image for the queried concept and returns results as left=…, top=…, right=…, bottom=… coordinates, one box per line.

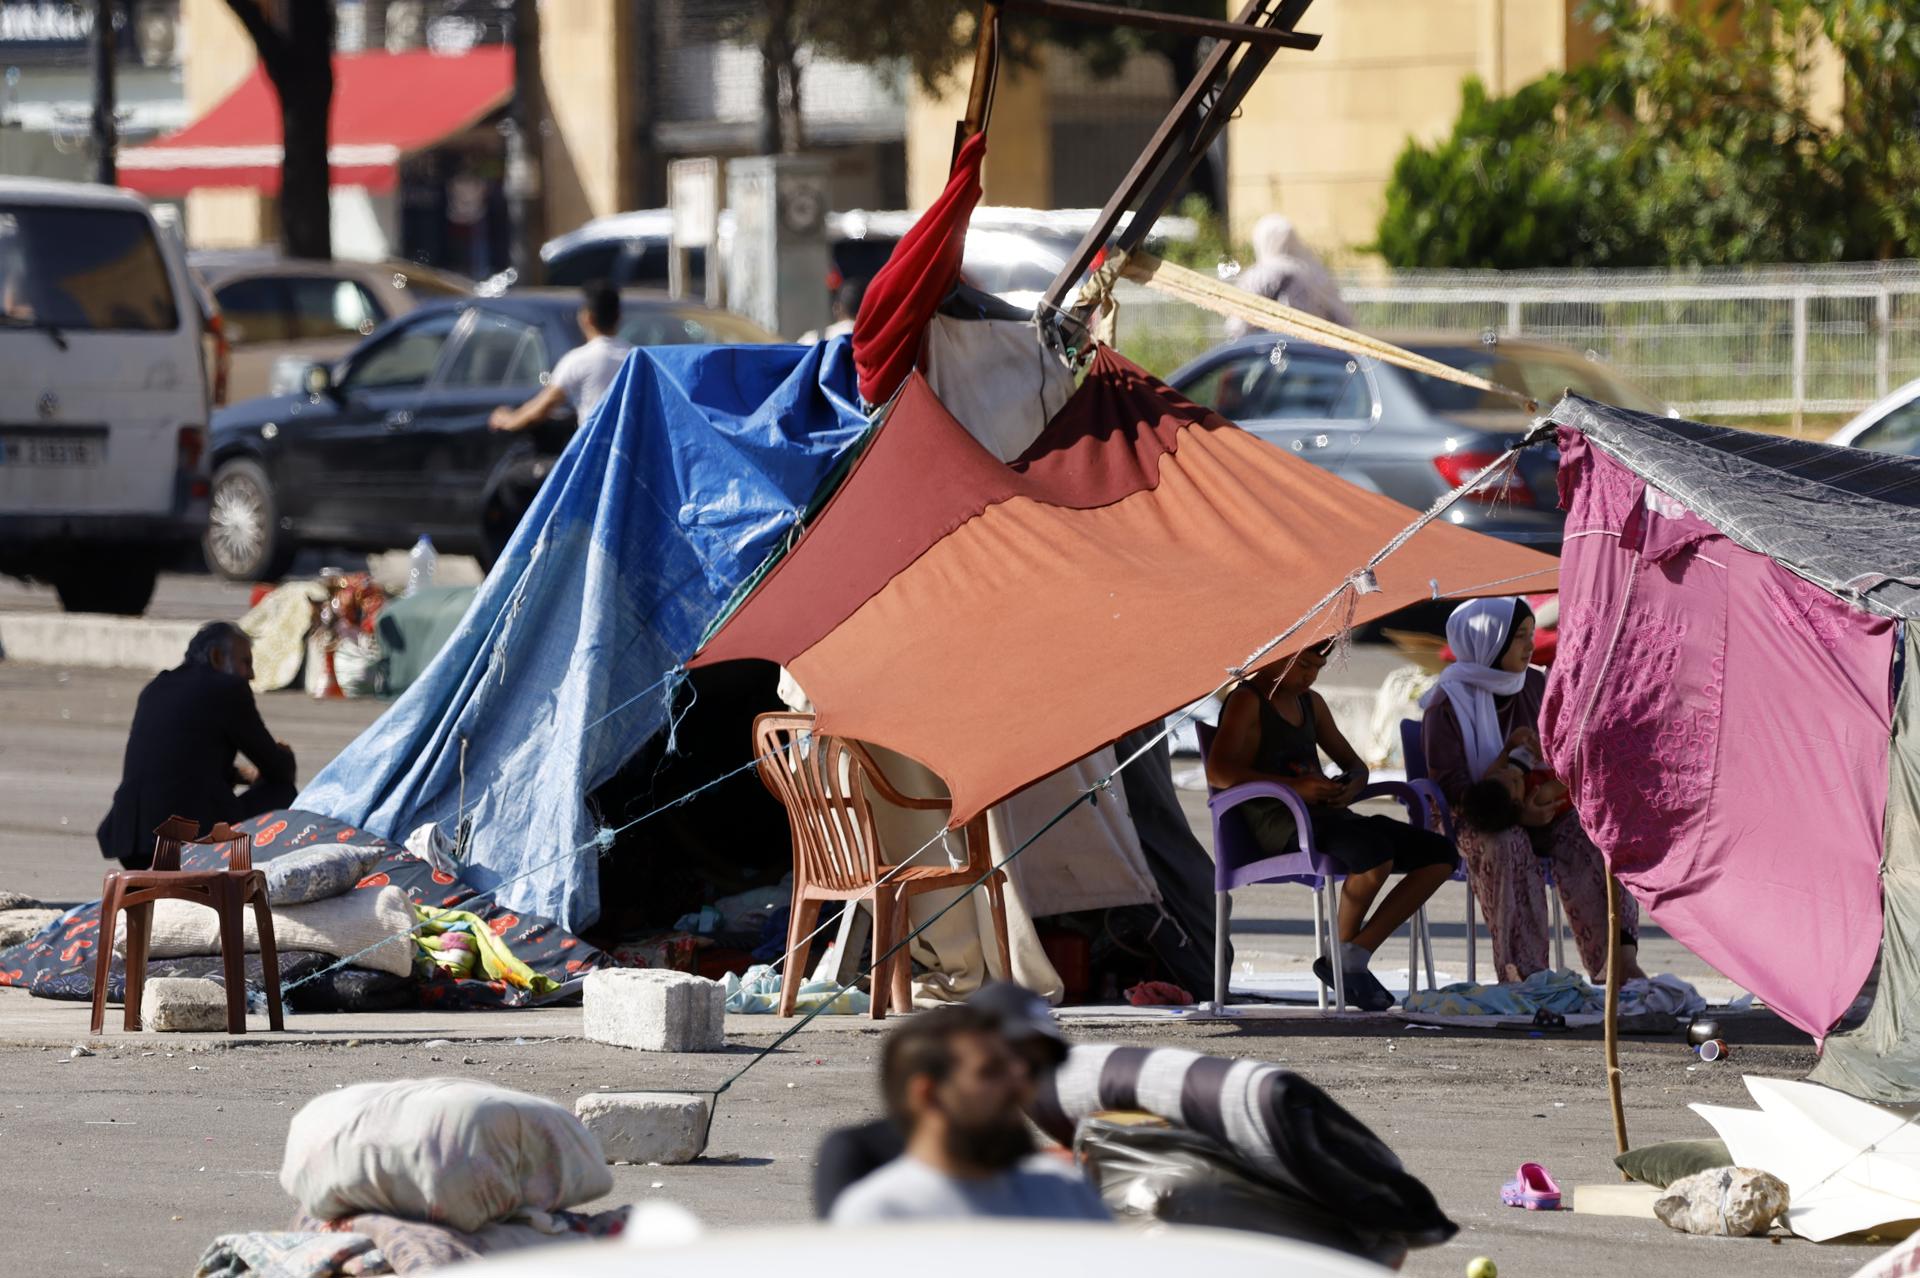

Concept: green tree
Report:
left=1376, top=0, right=1920, bottom=268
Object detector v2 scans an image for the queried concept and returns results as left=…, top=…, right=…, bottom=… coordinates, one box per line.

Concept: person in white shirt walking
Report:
left=489, top=283, right=633, bottom=432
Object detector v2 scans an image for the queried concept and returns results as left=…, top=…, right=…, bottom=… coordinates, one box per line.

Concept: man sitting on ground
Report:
left=96, top=622, right=296, bottom=870
left=813, top=981, right=1071, bottom=1217
left=489, top=283, right=632, bottom=431
left=830, top=1003, right=1109, bottom=1224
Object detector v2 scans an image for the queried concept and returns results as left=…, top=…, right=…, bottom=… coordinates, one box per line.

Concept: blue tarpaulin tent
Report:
left=297, top=338, right=869, bottom=929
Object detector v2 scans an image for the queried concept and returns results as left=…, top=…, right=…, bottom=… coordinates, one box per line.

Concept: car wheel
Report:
left=53, top=559, right=158, bottom=616
left=205, top=458, right=295, bottom=582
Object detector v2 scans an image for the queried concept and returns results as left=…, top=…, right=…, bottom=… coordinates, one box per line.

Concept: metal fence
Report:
left=1113, top=260, right=1920, bottom=423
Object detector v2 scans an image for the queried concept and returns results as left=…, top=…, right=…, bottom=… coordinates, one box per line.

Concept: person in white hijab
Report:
left=1423, top=598, right=1531, bottom=780
left=1224, top=213, right=1355, bottom=338
left=1419, top=598, right=1645, bottom=985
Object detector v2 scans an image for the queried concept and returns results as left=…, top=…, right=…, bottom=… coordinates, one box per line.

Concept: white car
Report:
left=0, top=178, right=210, bottom=614
left=435, top=1221, right=1393, bottom=1278
left=1829, top=378, right=1920, bottom=456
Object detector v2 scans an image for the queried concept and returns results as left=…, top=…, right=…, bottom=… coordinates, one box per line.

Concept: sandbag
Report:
left=1654, top=1166, right=1789, bottom=1237
left=280, top=1078, right=612, bottom=1232
left=262, top=844, right=387, bottom=906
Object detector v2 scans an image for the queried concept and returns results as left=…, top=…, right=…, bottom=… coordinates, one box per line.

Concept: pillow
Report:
left=280, top=1078, right=613, bottom=1231
left=115, top=885, right=417, bottom=977
left=262, top=844, right=387, bottom=906
left=1615, top=1139, right=1734, bottom=1188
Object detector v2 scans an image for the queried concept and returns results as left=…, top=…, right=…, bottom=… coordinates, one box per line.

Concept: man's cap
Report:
left=964, top=981, right=1069, bottom=1062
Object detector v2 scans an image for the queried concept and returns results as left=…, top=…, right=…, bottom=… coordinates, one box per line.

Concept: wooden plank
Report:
left=1001, top=0, right=1319, bottom=51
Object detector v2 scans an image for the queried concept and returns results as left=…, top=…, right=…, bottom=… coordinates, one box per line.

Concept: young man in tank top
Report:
left=1206, top=640, right=1458, bottom=1011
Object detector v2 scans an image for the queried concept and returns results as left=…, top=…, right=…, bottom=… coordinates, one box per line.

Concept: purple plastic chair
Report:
left=1399, top=718, right=1566, bottom=981
left=1198, top=721, right=1436, bottom=1012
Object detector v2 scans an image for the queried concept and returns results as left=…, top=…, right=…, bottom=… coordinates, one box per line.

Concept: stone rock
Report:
left=1654, top=1166, right=1789, bottom=1237
left=574, top=1091, right=711, bottom=1165
left=0, top=908, right=60, bottom=947
left=0, top=890, right=46, bottom=912
left=583, top=969, right=725, bottom=1052
left=141, top=977, right=229, bottom=1032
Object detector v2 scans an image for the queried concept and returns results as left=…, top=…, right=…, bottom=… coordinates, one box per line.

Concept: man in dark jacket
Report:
left=96, top=622, right=297, bottom=870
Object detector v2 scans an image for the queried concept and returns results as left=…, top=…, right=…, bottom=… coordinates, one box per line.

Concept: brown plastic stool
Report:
left=90, top=816, right=285, bottom=1034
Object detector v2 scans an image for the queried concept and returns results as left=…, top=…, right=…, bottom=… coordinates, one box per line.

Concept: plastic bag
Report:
left=1074, top=1116, right=1409, bottom=1269
left=1654, top=1166, right=1790, bottom=1237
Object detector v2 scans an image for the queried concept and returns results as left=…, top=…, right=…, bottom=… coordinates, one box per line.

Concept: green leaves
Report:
left=1376, top=0, right=1920, bottom=267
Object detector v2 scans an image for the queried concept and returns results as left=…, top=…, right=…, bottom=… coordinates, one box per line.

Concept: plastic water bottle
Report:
left=406, top=535, right=438, bottom=596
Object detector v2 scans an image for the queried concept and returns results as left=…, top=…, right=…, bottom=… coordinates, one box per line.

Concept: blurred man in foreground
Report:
left=829, top=1003, right=1109, bottom=1224
left=813, top=982, right=1072, bottom=1216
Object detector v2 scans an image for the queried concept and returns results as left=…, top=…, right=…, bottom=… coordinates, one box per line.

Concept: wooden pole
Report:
left=1037, top=0, right=1320, bottom=319
left=1604, top=872, right=1631, bottom=1176
left=958, top=1, right=1003, bottom=150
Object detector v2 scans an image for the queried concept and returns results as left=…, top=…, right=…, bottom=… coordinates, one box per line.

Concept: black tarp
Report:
left=1550, top=393, right=1920, bottom=619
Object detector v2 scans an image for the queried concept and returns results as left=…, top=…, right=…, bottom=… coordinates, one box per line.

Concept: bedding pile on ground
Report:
left=0, top=810, right=616, bottom=1010
left=195, top=1079, right=628, bottom=1276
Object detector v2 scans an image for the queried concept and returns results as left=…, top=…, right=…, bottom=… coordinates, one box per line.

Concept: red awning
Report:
left=120, top=47, right=512, bottom=198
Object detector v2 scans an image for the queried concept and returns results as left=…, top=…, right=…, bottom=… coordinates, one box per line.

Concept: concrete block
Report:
left=574, top=1091, right=711, bottom=1165
left=583, top=969, right=725, bottom=1052
left=0, top=908, right=60, bottom=948
left=141, top=977, right=228, bottom=1032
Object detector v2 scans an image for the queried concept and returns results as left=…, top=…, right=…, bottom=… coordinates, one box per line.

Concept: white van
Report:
left=0, top=178, right=210, bottom=614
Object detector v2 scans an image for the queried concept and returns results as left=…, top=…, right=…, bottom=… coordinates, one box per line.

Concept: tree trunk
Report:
left=508, top=0, right=547, bottom=284
left=274, top=2, right=334, bottom=260
left=757, top=0, right=789, bottom=154
left=782, top=47, right=804, bottom=153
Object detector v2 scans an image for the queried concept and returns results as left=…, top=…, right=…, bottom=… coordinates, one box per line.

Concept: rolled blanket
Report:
left=1031, top=1044, right=1455, bottom=1252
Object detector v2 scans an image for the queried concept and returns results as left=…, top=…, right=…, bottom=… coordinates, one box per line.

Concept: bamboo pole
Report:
left=1604, top=872, right=1631, bottom=1177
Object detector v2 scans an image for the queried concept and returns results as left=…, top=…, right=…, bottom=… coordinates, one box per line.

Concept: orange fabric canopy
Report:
left=695, top=347, right=1559, bottom=825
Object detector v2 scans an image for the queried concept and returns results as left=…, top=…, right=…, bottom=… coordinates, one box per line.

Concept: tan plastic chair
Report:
left=753, top=713, right=1012, bottom=1019
left=90, top=816, right=285, bottom=1035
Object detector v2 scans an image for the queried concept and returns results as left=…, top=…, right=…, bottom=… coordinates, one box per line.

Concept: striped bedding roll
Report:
left=1031, top=1044, right=1454, bottom=1247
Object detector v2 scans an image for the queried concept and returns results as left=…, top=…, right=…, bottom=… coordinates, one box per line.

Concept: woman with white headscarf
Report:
left=1420, top=598, right=1643, bottom=985
left=1223, top=213, right=1354, bottom=339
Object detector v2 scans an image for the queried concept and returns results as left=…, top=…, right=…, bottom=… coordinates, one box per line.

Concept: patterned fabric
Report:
left=0, top=810, right=616, bottom=1009
left=294, top=1207, right=627, bottom=1274
left=1543, top=430, right=1895, bottom=1041
left=1456, top=813, right=1639, bottom=983
left=26, top=949, right=413, bottom=1013
left=192, top=1231, right=377, bottom=1278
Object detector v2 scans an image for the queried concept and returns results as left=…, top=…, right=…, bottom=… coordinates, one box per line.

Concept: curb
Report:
left=0, top=611, right=200, bottom=673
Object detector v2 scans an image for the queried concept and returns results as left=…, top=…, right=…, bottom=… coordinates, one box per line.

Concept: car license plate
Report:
left=0, top=434, right=103, bottom=467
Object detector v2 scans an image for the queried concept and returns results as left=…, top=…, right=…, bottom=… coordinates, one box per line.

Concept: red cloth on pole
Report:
left=851, top=132, right=987, bottom=405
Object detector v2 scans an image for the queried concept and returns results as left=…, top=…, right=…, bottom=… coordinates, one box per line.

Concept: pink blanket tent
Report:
left=1540, top=394, right=1920, bottom=1101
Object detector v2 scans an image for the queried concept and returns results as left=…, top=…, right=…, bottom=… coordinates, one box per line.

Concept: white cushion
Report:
left=115, top=884, right=416, bottom=977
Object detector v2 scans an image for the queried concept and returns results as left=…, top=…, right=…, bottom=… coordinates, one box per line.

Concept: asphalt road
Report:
left=0, top=653, right=1805, bottom=1278
left=0, top=1010, right=1864, bottom=1277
